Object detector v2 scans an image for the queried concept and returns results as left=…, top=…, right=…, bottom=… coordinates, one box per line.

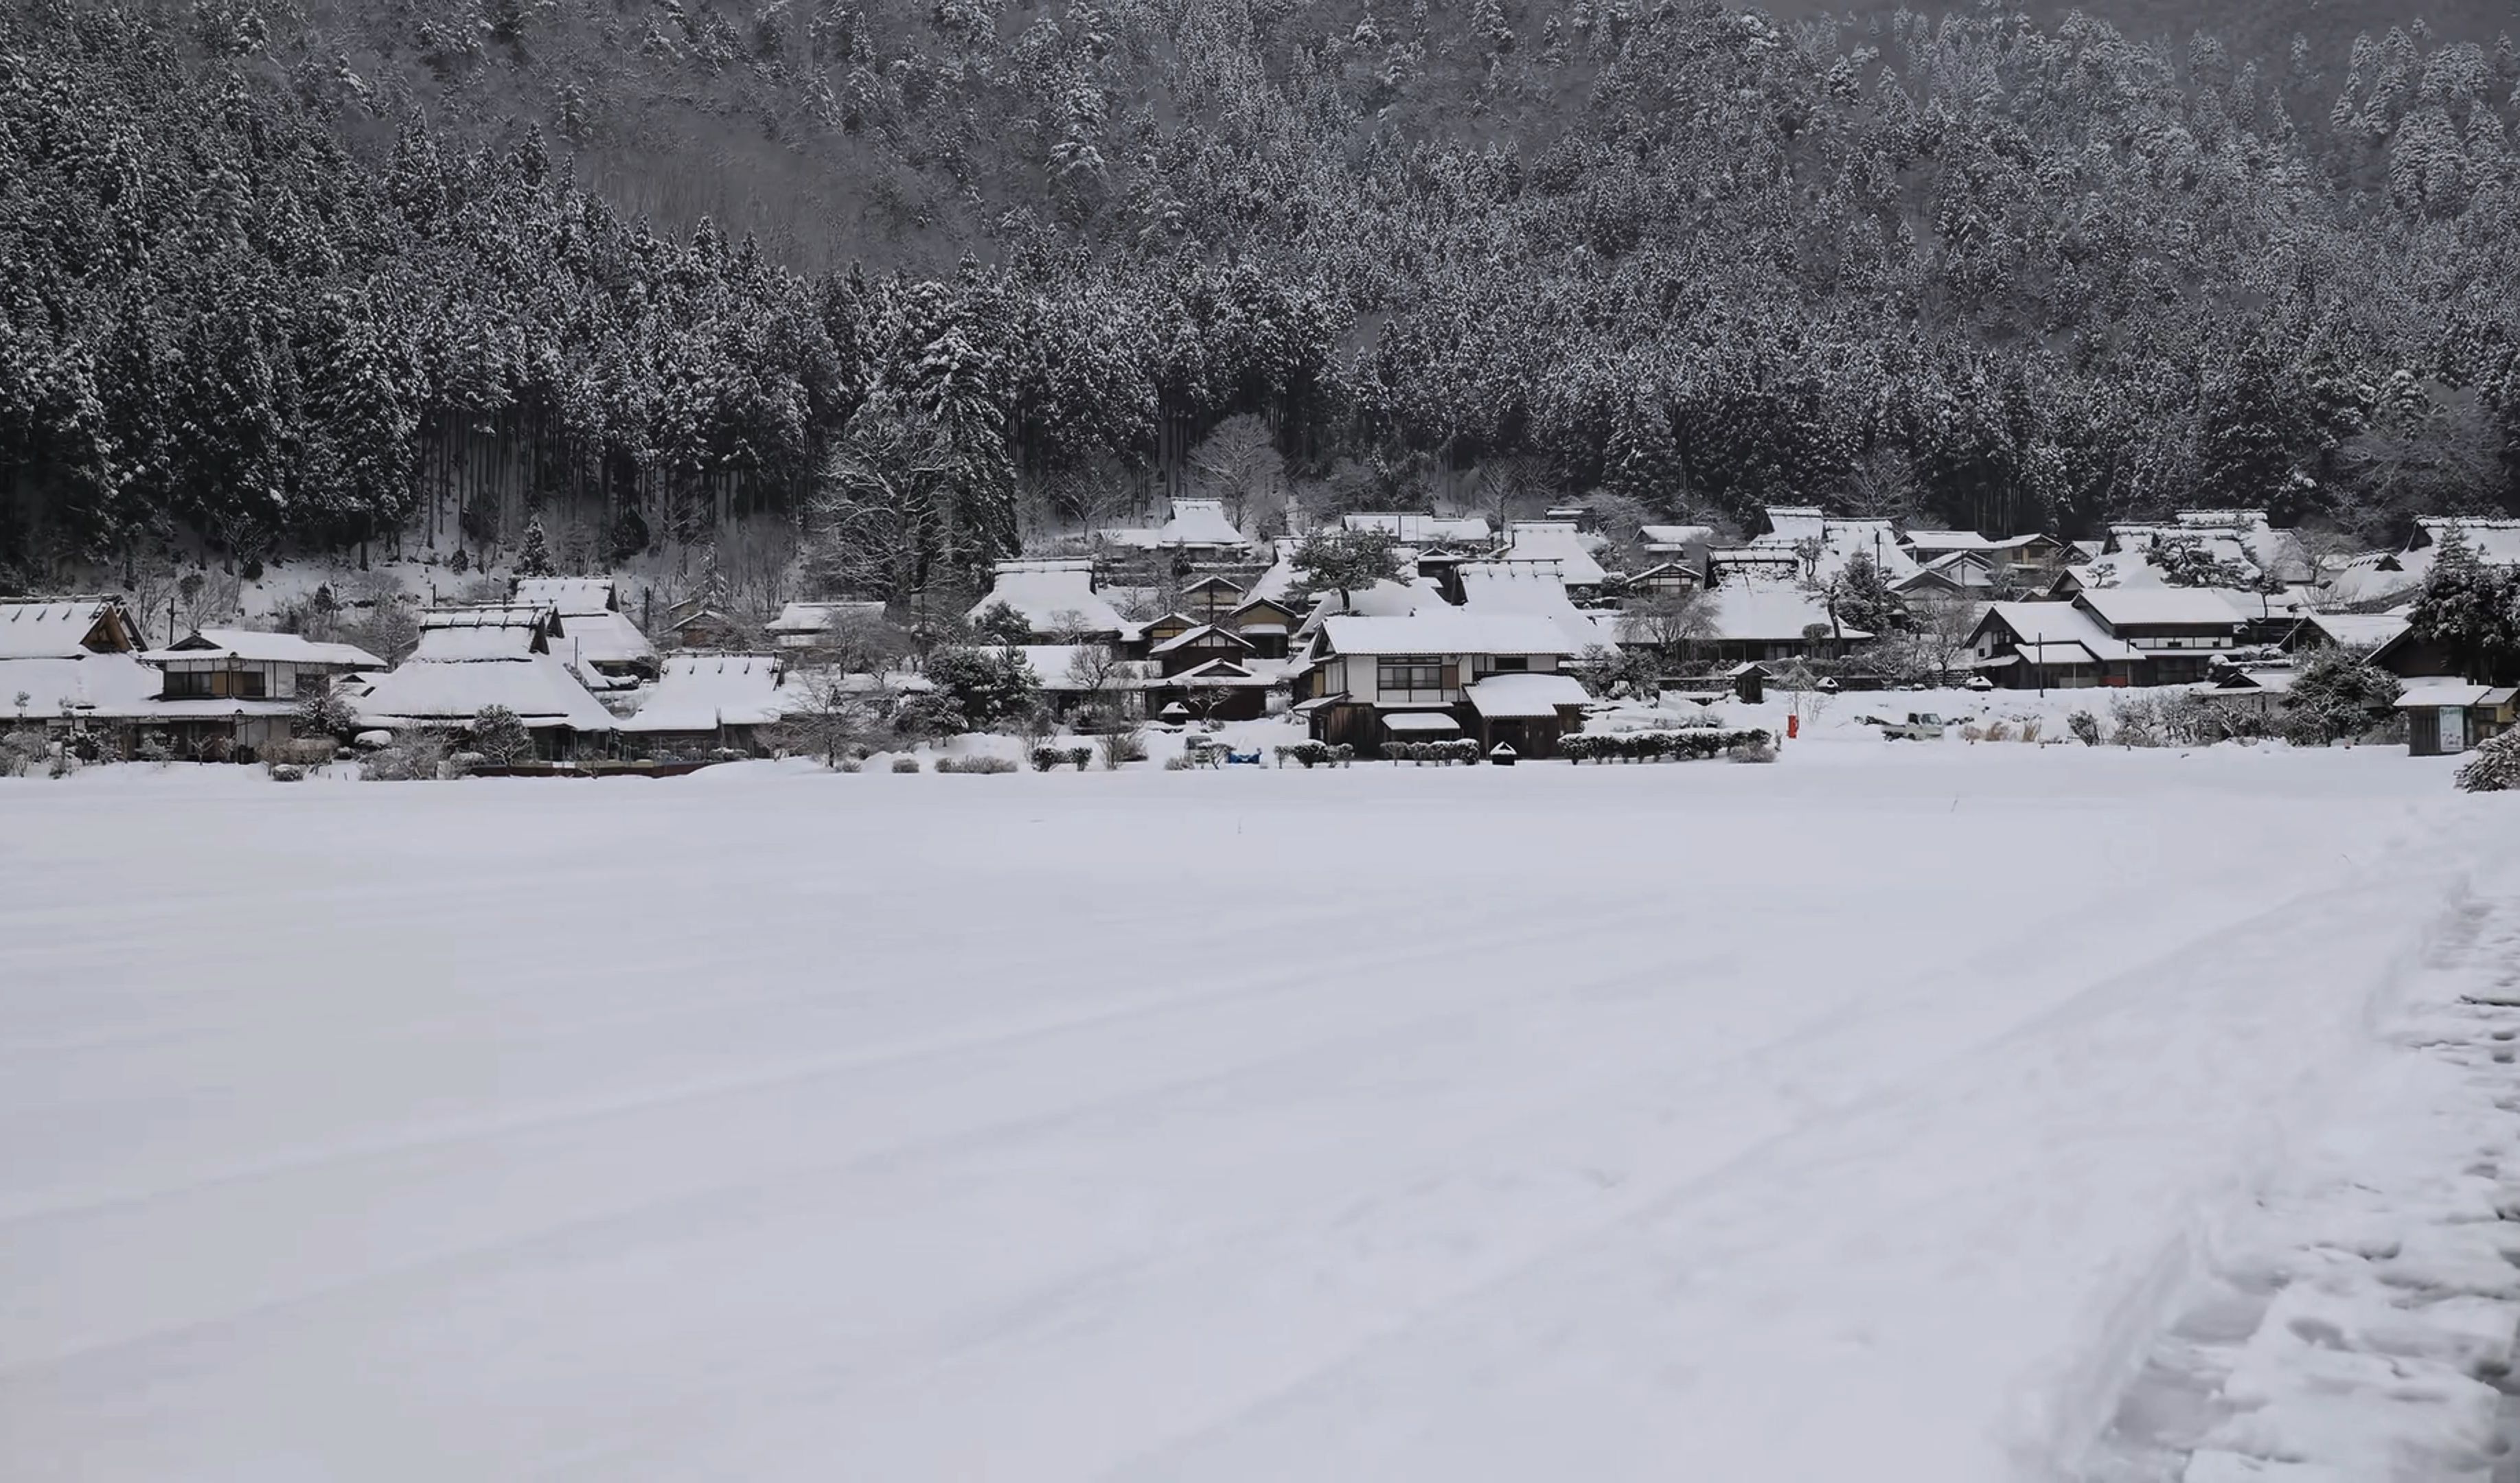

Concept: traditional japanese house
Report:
left=139, top=629, right=385, bottom=758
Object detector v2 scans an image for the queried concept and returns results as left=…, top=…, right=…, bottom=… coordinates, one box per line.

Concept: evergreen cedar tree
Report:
left=2, top=3, right=2520, bottom=596
left=2409, top=528, right=2520, bottom=686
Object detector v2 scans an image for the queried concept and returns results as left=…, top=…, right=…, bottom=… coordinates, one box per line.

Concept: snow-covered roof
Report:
left=619, top=654, right=786, bottom=733
left=510, top=577, right=619, bottom=617
left=1381, top=711, right=1461, bottom=733
left=0, top=598, right=135, bottom=659
left=1977, top=601, right=2137, bottom=663
left=1292, top=578, right=1441, bottom=639
left=2319, top=549, right=2422, bottom=606
left=1456, top=562, right=1608, bottom=654
left=1165, top=658, right=1275, bottom=687
left=767, top=601, right=887, bottom=635
left=968, top=561, right=1124, bottom=636
left=1745, top=512, right=1920, bottom=583
left=1756, top=507, right=1829, bottom=546
left=413, top=623, right=545, bottom=663
left=2396, top=682, right=2512, bottom=710
left=2208, top=666, right=2297, bottom=694
left=422, top=604, right=553, bottom=632
left=1901, top=530, right=2000, bottom=555
left=1321, top=613, right=1581, bottom=657
left=1465, top=671, right=1590, bottom=717
left=1101, top=498, right=1250, bottom=550
left=2076, top=590, right=2247, bottom=631
left=1500, top=523, right=1606, bottom=586
left=1151, top=624, right=1253, bottom=656
left=548, top=609, right=656, bottom=669
left=1702, top=582, right=1871, bottom=643
left=0, top=652, right=162, bottom=718
left=1342, top=512, right=1493, bottom=544
left=2416, top=518, right=2520, bottom=566
left=2291, top=612, right=2410, bottom=652
left=356, top=652, right=617, bottom=731
left=143, top=629, right=384, bottom=668
left=1638, top=524, right=1714, bottom=549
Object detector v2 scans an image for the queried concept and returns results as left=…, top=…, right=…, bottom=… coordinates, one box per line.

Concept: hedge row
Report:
left=1029, top=745, right=1095, bottom=771
left=1274, top=742, right=1358, bottom=768
left=1561, top=728, right=1773, bottom=762
left=1386, top=739, right=1482, bottom=764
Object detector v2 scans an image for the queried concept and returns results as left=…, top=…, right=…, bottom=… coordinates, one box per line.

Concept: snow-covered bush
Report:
left=468, top=705, right=532, bottom=768
left=1329, top=744, right=1355, bottom=766
left=362, top=732, right=449, bottom=781
left=271, top=738, right=338, bottom=768
left=1162, top=754, right=1195, bottom=771
left=2279, top=651, right=2401, bottom=747
left=1730, top=734, right=1778, bottom=762
left=1982, top=719, right=2013, bottom=742
left=945, top=755, right=1015, bottom=774
left=2109, top=694, right=2163, bottom=747
left=0, top=726, right=45, bottom=777
left=1563, top=728, right=1772, bottom=763
left=1097, top=724, right=1147, bottom=770
left=1387, top=739, right=1481, bottom=764
left=2067, top=709, right=2101, bottom=747
left=837, top=757, right=862, bottom=773
left=266, top=763, right=306, bottom=783
left=1278, top=742, right=1332, bottom=768
left=891, top=755, right=921, bottom=774
left=1030, top=745, right=1064, bottom=772
left=2456, top=730, right=2520, bottom=792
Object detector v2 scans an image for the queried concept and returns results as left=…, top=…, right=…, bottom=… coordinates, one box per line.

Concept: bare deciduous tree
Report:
left=1187, top=413, right=1285, bottom=530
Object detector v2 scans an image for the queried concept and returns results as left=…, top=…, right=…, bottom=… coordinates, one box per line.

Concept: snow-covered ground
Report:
left=2, top=746, right=2512, bottom=1481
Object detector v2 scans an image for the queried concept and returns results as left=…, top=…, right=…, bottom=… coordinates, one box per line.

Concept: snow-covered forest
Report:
left=3, top=0, right=2519, bottom=593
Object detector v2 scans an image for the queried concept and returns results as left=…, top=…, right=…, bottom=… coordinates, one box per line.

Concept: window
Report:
left=1491, top=656, right=1528, bottom=672
left=236, top=669, right=267, bottom=699
left=164, top=669, right=211, bottom=699
left=1377, top=656, right=1452, bottom=702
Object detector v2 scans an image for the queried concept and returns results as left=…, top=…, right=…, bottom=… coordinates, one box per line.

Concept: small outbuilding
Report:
left=2396, top=682, right=2519, bottom=757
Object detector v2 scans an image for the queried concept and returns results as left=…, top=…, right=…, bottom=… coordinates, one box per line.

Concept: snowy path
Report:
left=0, top=748, right=2493, bottom=1480
left=2083, top=862, right=2520, bottom=1482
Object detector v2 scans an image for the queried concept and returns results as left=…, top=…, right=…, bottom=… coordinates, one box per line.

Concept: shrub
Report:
left=1563, top=728, right=1772, bottom=763
left=0, top=726, right=45, bottom=777
left=1279, top=741, right=1331, bottom=768
left=1730, top=735, right=1779, bottom=763
left=2456, top=730, right=2520, bottom=792
left=1066, top=745, right=1092, bottom=770
left=891, top=755, right=922, bottom=773
left=2108, top=694, right=2162, bottom=748
left=950, top=755, right=1016, bottom=774
left=2067, top=709, right=2102, bottom=747
left=837, top=757, right=863, bottom=773
left=2017, top=717, right=2041, bottom=744
left=933, top=756, right=958, bottom=772
left=362, top=732, right=449, bottom=781
left=266, top=763, right=306, bottom=782
left=1329, top=744, right=1355, bottom=766
left=1162, top=754, right=1195, bottom=771
left=1031, top=745, right=1064, bottom=772
left=1098, top=727, right=1147, bottom=770
left=469, top=705, right=533, bottom=767
left=272, top=738, right=338, bottom=768
left=1982, top=719, right=2013, bottom=742
left=1388, top=739, right=1481, bottom=764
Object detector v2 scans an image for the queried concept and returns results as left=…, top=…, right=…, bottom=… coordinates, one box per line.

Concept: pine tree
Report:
left=516, top=516, right=555, bottom=577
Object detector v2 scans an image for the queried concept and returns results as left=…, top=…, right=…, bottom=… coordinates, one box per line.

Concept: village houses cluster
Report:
left=5, top=500, right=2517, bottom=770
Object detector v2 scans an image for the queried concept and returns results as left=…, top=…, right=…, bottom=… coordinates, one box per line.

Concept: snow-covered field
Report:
left=4, top=744, right=2516, bottom=1481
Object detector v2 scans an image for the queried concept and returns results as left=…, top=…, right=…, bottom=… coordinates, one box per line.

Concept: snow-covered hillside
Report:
left=2, top=749, right=2512, bottom=1480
